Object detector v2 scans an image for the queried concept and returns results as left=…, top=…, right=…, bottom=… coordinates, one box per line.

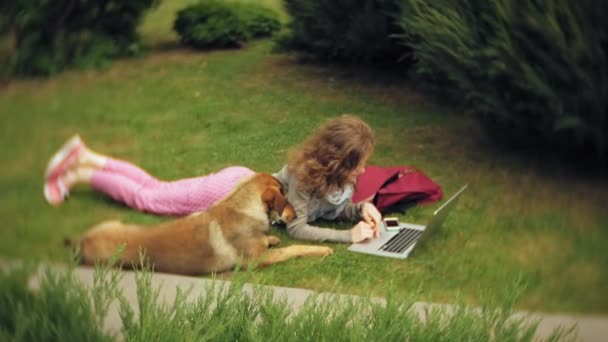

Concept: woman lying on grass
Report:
left=43, top=115, right=382, bottom=243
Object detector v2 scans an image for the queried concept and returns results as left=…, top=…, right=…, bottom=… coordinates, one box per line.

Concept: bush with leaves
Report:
left=1, top=0, right=159, bottom=77
left=235, top=3, right=281, bottom=38
left=174, top=1, right=281, bottom=49
left=397, top=0, right=608, bottom=162
left=174, top=0, right=248, bottom=48
left=277, top=0, right=409, bottom=64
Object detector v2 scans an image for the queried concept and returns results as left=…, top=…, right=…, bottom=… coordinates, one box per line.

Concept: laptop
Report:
left=348, top=184, right=468, bottom=259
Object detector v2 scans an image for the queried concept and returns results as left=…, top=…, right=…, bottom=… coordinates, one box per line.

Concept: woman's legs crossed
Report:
left=45, top=135, right=163, bottom=205
left=45, top=136, right=254, bottom=214
left=89, top=166, right=254, bottom=216
left=101, top=158, right=161, bottom=186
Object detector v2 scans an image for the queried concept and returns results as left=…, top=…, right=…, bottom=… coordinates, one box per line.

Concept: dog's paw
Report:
left=267, top=235, right=281, bottom=246
left=311, top=246, right=333, bottom=257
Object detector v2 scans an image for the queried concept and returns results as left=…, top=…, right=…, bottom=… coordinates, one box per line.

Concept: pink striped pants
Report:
left=90, top=159, right=255, bottom=216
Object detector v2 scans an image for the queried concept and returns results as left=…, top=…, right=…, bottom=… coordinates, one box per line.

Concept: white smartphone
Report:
left=383, top=217, right=401, bottom=232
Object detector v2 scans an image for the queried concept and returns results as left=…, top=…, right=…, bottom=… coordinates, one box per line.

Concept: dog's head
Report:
left=259, top=174, right=296, bottom=225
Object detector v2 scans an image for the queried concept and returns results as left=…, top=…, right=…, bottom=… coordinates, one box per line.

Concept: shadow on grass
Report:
left=471, top=130, right=608, bottom=183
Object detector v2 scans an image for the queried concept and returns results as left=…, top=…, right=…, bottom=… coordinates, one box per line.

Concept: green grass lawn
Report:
left=1, top=0, right=607, bottom=314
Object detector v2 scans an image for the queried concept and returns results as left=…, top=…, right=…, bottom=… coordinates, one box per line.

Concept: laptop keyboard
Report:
left=379, top=228, right=423, bottom=254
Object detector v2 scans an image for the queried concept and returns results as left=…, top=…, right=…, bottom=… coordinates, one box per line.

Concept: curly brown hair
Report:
left=287, top=115, right=375, bottom=197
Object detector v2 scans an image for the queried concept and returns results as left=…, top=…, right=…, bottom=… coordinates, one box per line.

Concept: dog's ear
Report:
left=262, top=186, right=286, bottom=212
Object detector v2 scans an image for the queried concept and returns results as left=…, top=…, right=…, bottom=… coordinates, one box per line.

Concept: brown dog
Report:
left=70, top=173, right=333, bottom=275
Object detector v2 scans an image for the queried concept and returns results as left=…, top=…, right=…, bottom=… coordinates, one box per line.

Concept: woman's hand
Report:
left=351, top=221, right=375, bottom=243
left=360, top=202, right=381, bottom=238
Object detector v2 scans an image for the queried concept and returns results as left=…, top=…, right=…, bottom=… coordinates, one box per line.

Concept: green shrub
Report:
left=0, top=264, right=115, bottom=341
left=0, top=262, right=574, bottom=341
left=173, top=1, right=245, bottom=49
left=174, top=1, right=281, bottom=49
left=2, top=0, right=159, bottom=77
left=277, top=0, right=409, bottom=64
left=397, top=0, right=608, bottom=162
left=236, top=3, right=281, bottom=38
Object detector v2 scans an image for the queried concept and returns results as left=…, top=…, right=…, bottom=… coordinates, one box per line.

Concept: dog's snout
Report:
left=281, top=203, right=296, bottom=223
left=269, top=203, right=296, bottom=226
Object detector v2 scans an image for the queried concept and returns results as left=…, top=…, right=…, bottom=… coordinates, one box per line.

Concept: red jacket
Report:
left=353, top=165, right=443, bottom=213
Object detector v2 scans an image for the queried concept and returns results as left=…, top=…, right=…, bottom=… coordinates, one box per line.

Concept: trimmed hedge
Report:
left=1, top=0, right=159, bottom=76
left=174, top=1, right=281, bottom=49
left=397, top=0, right=608, bottom=162
left=174, top=0, right=248, bottom=48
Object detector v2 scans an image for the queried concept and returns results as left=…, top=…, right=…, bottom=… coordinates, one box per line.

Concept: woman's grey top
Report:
left=273, top=165, right=362, bottom=243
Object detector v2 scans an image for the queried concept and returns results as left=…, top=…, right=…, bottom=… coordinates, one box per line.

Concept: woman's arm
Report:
left=285, top=187, right=352, bottom=243
left=339, top=201, right=381, bottom=238
left=274, top=166, right=376, bottom=243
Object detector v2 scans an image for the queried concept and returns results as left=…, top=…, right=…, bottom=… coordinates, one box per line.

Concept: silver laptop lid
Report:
left=347, top=184, right=468, bottom=258
left=414, top=184, right=468, bottom=249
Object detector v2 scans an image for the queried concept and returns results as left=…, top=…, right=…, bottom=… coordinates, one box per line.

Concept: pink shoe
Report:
left=44, top=135, right=85, bottom=180
left=44, top=177, right=69, bottom=206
